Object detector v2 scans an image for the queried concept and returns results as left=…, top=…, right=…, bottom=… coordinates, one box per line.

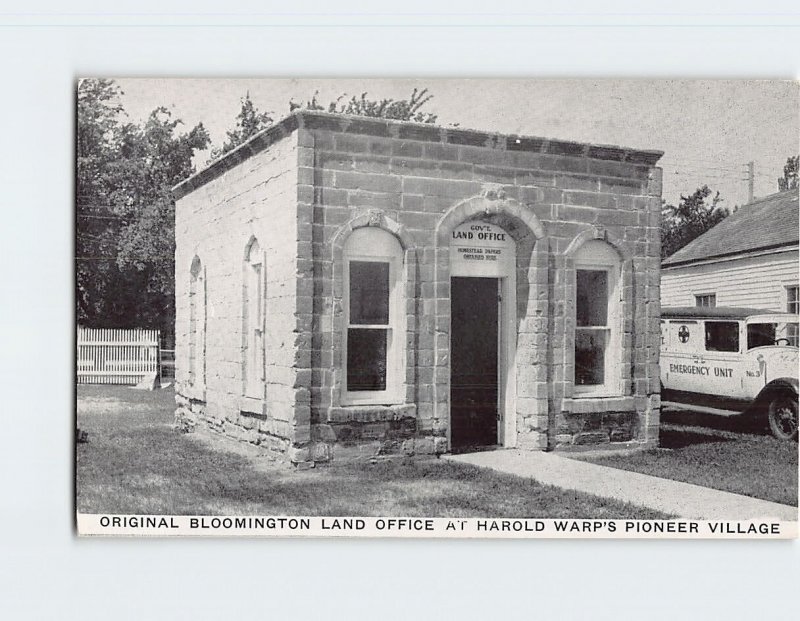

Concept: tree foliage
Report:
left=661, top=185, right=729, bottom=259
left=289, top=87, right=437, bottom=124
left=78, top=82, right=438, bottom=340
left=209, top=93, right=274, bottom=161
left=76, top=79, right=210, bottom=340
left=778, top=155, right=799, bottom=191
left=211, top=88, right=438, bottom=157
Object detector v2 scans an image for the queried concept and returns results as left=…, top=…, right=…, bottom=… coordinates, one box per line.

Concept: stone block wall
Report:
left=174, top=126, right=304, bottom=459
left=294, top=113, right=662, bottom=458
left=173, top=111, right=663, bottom=466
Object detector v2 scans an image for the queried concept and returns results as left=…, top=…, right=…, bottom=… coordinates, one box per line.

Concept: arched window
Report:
left=573, top=240, right=622, bottom=396
left=342, top=227, right=404, bottom=405
left=189, top=256, right=205, bottom=386
left=243, top=238, right=265, bottom=399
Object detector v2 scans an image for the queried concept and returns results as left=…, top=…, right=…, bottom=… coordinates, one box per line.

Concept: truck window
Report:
left=747, top=323, right=775, bottom=349
left=748, top=321, right=799, bottom=349
left=704, top=321, right=739, bottom=352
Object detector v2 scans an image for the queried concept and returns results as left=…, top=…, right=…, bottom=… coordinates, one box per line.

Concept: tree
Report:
left=290, top=87, right=437, bottom=124
left=209, top=92, right=274, bottom=161
left=778, top=155, right=799, bottom=191
left=211, top=88, right=438, bottom=157
left=76, top=79, right=129, bottom=325
left=661, top=185, right=729, bottom=259
left=76, top=79, right=210, bottom=341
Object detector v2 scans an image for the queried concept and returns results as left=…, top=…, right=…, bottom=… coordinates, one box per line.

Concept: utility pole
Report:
left=746, top=161, right=754, bottom=203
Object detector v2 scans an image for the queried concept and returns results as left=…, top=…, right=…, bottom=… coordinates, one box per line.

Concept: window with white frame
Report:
left=695, top=293, right=716, bottom=308
left=343, top=227, right=403, bottom=404
left=787, top=285, right=799, bottom=314
left=243, top=238, right=265, bottom=399
left=189, top=256, right=205, bottom=386
left=574, top=240, right=621, bottom=395
left=787, top=285, right=799, bottom=346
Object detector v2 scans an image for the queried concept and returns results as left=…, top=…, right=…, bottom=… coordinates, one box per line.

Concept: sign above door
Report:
left=449, top=221, right=515, bottom=277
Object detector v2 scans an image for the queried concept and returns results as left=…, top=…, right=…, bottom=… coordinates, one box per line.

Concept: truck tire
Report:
left=767, top=393, right=799, bottom=441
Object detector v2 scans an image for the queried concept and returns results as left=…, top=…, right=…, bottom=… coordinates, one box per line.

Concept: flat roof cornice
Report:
left=173, top=110, right=664, bottom=200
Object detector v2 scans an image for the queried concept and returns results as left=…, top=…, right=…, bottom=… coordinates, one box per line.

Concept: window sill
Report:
left=239, top=395, right=265, bottom=416
left=184, top=384, right=206, bottom=402
left=573, top=389, right=621, bottom=399
left=340, top=395, right=405, bottom=407
left=563, top=396, right=635, bottom=415
left=327, top=403, right=416, bottom=423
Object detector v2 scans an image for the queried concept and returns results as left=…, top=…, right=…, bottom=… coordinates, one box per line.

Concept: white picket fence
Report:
left=77, top=327, right=160, bottom=385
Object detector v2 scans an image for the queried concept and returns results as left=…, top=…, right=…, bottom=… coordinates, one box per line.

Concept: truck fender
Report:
left=748, top=378, right=799, bottom=416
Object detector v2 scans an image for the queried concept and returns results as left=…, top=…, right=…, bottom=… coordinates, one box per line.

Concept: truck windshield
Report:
left=747, top=322, right=799, bottom=349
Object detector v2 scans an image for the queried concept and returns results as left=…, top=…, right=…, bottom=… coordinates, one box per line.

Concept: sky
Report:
left=115, top=78, right=798, bottom=208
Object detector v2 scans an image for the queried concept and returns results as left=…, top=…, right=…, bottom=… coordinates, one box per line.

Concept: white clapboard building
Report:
left=661, top=190, right=799, bottom=314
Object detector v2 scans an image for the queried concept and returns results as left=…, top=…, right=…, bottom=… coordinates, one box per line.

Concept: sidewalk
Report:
left=444, top=450, right=798, bottom=520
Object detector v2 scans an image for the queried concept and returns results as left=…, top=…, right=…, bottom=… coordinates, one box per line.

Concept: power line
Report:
left=76, top=206, right=170, bottom=211
left=660, top=158, right=746, bottom=170
left=667, top=170, right=747, bottom=177
left=661, top=162, right=746, bottom=173
left=663, top=165, right=747, bottom=175
left=75, top=256, right=174, bottom=260
left=76, top=211, right=171, bottom=220
left=666, top=170, right=748, bottom=181
left=76, top=232, right=112, bottom=241
left=77, top=214, right=132, bottom=220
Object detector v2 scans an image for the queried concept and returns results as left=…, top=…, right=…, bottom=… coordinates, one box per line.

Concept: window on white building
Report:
left=787, top=285, right=799, bottom=346
left=574, top=240, right=621, bottom=396
left=343, top=227, right=403, bottom=404
left=787, top=286, right=799, bottom=314
left=243, top=238, right=265, bottom=399
left=189, top=256, right=205, bottom=386
left=695, top=293, right=716, bottom=308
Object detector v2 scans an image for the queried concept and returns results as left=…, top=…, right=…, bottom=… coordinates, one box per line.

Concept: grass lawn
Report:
left=582, top=411, right=798, bottom=507
left=76, top=385, right=669, bottom=519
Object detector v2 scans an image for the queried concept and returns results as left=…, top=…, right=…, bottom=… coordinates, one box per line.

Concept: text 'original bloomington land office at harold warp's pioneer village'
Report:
left=172, top=111, right=664, bottom=466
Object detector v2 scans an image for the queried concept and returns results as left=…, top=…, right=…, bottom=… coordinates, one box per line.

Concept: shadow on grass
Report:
left=76, top=386, right=669, bottom=519
left=658, top=427, right=736, bottom=450
left=661, top=409, right=766, bottom=437
left=590, top=417, right=798, bottom=506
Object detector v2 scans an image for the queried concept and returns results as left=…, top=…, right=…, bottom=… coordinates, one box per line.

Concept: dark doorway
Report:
left=450, top=277, right=500, bottom=451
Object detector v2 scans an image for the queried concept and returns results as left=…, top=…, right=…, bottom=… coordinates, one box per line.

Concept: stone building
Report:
left=173, top=111, right=664, bottom=465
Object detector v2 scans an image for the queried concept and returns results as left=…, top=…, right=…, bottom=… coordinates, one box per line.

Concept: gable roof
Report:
left=662, top=190, right=799, bottom=267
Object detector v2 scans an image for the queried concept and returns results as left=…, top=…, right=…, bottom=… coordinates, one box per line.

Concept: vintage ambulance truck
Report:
left=660, top=307, right=799, bottom=441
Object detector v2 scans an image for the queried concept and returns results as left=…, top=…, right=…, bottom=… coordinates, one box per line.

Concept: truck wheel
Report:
left=767, top=394, right=798, bottom=441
